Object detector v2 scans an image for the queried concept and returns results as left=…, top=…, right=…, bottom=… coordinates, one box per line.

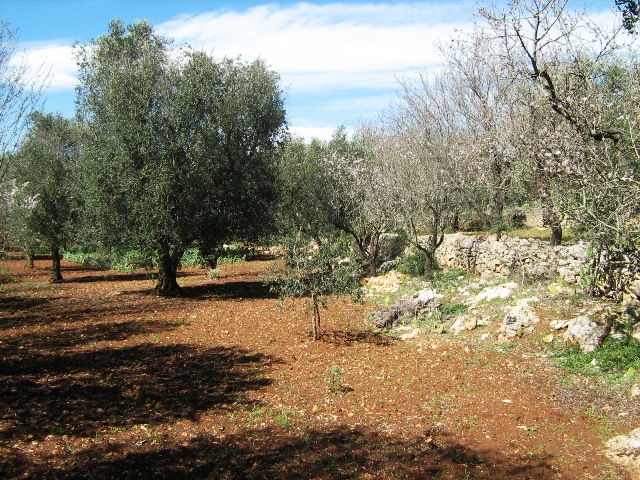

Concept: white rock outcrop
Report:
left=604, top=428, right=640, bottom=474
left=563, top=315, right=607, bottom=353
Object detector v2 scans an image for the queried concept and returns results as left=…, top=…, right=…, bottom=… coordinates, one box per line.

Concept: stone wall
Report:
left=433, top=233, right=587, bottom=284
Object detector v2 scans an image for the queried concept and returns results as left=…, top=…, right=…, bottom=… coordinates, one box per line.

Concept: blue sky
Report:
left=1, top=0, right=618, bottom=140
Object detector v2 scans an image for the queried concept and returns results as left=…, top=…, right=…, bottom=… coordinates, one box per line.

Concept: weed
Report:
left=440, top=303, right=469, bottom=316
left=585, top=406, right=597, bottom=417
left=0, top=268, right=15, bottom=287
left=325, top=365, right=346, bottom=394
left=246, top=406, right=265, bottom=427
left=496, top=342, right=518, bottom=354
left=428, top=392, right=444, bottom=408
left=274, top=408, right=294, bottom=429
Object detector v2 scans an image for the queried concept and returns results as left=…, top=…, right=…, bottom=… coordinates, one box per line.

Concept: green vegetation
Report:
left=397, top=250, right=430, bottom=277
left=325, top=365, right=346, bottom=394
left=74, top=19, right=285, bottom=296
left=553, top=338, right=640, bottom=381
left=267, top=234, right=362, bottom=340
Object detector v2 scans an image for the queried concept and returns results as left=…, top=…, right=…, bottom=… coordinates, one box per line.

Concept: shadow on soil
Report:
left=323, top=329, right=397, bottom=347
left=0, top=292, right=165, bottom=331
left=0, top=341, right=280, bottom=442
left=4, top=424, right=557, bottom=479
left=180, top=280, right=279, bottom=301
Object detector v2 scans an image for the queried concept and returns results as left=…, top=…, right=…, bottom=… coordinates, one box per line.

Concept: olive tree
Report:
left=10, top=112, right=79, bottom=279
left=267, top=233, right=362, bottom=340
left=76, top=20, right=286, bottom=295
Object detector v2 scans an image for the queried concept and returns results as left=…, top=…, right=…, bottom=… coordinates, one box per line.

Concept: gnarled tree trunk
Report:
left=155, top=240, right=183, bottom=296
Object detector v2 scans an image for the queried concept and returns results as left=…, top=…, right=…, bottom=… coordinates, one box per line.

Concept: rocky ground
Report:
left=1, top=257, right=639, bottom=479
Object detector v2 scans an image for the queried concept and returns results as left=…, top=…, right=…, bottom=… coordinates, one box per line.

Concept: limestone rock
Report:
left=366, top=293, right=437, bottom=329
left=563, top=315, right=608, bottom=353
left=433, top=232, right=587, bottom=283
left=450, top=315, right=478, bottom=335
left=604, top=428, right=640, bottom=474
left=497, top=300, right=540, bottom=341
left=415, top=288, right=438, bottom=303
left=550, top=319, right=570, bottom=330
left=472, top=282, right=518, bottom=304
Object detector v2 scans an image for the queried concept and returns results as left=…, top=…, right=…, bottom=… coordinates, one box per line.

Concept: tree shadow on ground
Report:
left=2, top=318, right=180, bottom=349
left=0, top=292, right=164, bottom=331
left=323, top=329, right=397, bottom=347
left=4, top=424, right=558, bottom=479
left=66, top=271, right=157, bottom=283
left=0, top=295, right=50, bottom=315
left=179, top=280, right=279, bottom=301
left=0, top=342, right=280, bottom=445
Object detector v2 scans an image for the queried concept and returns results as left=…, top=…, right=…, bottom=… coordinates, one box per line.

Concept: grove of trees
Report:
left=1, top=0, right=639, bottom=303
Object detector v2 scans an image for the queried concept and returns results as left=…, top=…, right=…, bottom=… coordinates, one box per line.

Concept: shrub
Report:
left=180, top=248, right=207, bottom=268
left=397, top=249, right=429, bottom=277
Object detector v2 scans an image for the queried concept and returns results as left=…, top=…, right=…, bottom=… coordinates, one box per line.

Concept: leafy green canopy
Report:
left=75, top=19, right=286, bottom=295
left=10, top=112, right=79, bottom=279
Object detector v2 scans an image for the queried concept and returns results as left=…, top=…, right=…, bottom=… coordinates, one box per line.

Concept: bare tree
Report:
left=379, top=70, right=473, bottom=276
left=437, top=33, right=524, bottom=233
left=479, top=0, right=640, bottom=290
left=0, top=23, right=48, bottom=251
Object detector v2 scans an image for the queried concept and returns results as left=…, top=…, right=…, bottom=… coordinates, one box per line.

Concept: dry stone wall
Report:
left=433, top=233, right=588, bottom=285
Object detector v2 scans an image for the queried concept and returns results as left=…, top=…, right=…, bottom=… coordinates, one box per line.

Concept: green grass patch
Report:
left=553, top=337, right=640, bottom=380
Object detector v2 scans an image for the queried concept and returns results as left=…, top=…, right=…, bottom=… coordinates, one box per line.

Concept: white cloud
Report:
left=288, top=125, right=338, bottom=141
left=157, top=2, right=475, bottom=92
left=13, top=42, right=77, bottom=91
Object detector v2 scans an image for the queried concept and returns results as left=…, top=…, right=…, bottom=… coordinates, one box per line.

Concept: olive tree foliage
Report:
left=267, top=234, right=362, bottom=340
left=617, top=0, right=640, bottom=32
left=480, top=0, right=640, bottom=290
left=0, top=23, right=48, bottom=250
left=75, top=20, right=286, bottom=295
left=278, top=127, right=396, bottom=276
left=9, top=112, right=79, bottom=279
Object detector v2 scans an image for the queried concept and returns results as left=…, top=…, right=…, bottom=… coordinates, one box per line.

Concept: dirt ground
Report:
left=1, top=257, right=639, bottom=479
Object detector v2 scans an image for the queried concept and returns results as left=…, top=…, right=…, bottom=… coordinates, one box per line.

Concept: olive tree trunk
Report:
left=155, top=240, right=183, bottom=296
left=51, top=246, right=63, bottom=281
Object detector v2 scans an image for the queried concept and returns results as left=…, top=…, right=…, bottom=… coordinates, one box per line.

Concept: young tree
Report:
left=11, top=112, right=79, bottom=280
left=75, top=20, right=286, bottom=295
left=268, top=232, right=362, bottom=340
